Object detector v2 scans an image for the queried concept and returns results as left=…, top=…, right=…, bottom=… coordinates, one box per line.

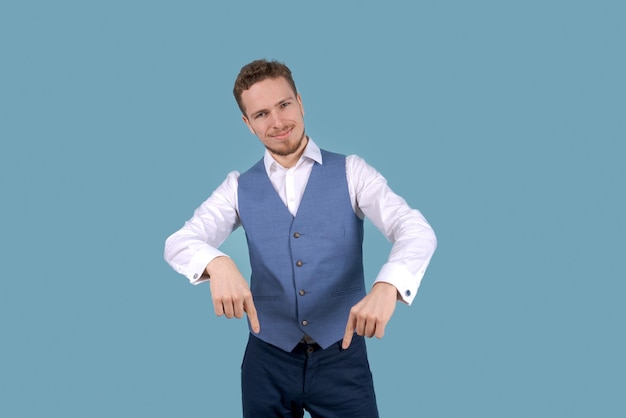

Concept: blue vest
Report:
left=238, top=150, right=365, bottom=351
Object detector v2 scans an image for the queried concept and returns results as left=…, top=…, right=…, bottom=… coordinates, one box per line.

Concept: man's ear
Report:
left=242, top=115, right=255, bottom=135
left=297, top=94, right=304, bottom=116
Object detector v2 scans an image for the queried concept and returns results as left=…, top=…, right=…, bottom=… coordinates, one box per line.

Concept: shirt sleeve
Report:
left=163, top=171, right=241, bottom=285
left=346, top=155, right=437, bottom=305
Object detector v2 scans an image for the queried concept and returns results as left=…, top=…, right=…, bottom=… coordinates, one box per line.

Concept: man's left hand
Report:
left=342, top=282, right=398, bottom=349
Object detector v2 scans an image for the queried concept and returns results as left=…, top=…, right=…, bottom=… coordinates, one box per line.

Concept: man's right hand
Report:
left=205, top=256, right=260, bottom=333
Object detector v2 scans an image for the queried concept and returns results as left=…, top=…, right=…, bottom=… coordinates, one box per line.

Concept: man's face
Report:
left=241, top=77, right=306, bottom=162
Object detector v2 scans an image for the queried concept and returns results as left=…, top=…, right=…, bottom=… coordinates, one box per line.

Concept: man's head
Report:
left=233, top=59, right=298, bottom=117
left=234, top=59, right=307, bottom=168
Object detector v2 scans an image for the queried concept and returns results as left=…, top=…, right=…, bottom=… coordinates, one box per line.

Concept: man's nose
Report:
left=270, top=112, right=284, bottom=127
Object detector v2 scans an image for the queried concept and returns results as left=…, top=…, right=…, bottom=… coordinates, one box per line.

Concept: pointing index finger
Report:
left=244, top=296, right=260, bottom=334
left=342, top=314, right=355, bottom=349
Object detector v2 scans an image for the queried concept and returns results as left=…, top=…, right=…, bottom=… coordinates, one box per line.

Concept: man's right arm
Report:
left=164, top=171, right=260, bottom=331
left=163, top=171, right=241, bottom=284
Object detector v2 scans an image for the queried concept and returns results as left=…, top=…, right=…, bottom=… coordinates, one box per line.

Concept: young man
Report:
left=164, top=59, right=437, bottom=417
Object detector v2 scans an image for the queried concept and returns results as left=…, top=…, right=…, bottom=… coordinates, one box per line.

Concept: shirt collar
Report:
left=263, top=137, right=323, bottom=174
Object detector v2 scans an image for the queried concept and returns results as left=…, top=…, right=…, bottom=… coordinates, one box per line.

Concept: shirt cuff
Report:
left=187, top=247, right=228, bottom=285
left=374, top=262, right=424, bottom=305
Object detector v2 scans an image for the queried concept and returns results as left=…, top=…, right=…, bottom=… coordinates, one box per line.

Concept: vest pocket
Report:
left=331, top=287, right=362, bottom=297
left=252, top=295, right=277, bottom=302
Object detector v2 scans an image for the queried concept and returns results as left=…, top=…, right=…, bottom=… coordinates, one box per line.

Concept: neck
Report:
left=271, top=135, right=309, bottom=169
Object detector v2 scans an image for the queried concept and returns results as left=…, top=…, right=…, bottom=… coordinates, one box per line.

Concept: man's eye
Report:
left=280, top=102, right=290, bottom=108
left=254, top=112, right=266, bottom=119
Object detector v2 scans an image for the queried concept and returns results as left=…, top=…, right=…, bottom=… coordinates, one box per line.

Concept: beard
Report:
left=265, top=127, right=307, bottom=157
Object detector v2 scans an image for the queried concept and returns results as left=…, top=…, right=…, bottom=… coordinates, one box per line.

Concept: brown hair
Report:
left=233, top=59, right=298, bottom=116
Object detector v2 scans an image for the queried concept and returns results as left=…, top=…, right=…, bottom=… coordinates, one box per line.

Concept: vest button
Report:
left=302, top=320, right=308, bottom=326
left=293, top=232, right=300, bottom=238
left=296, top=260, right=303, bottom=267
left=299, top=290, right=306, bottom=296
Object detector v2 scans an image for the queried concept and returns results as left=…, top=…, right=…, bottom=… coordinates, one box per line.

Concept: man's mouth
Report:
left=271, top=128, right=293, bottom=139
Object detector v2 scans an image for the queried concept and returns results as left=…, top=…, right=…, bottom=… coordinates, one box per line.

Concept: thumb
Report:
left=244, top=296, right=260, bottom=333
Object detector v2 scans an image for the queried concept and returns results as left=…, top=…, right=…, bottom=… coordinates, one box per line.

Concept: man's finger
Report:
left=342, top=315, right=356, bottom=349
left=213, top=297, right=225, bottom=317
left=375, top=322, right=386, bottom=339
left=244, top=297, right=261, bottom=333
left=364, top=319, right=376, bottom=338
left=222, top=298, right=235, bottom=318
left=233, top=296, right=245, bottom=319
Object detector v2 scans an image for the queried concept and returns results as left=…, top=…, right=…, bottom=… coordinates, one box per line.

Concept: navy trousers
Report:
left=241, top=333, right=379, bottom=418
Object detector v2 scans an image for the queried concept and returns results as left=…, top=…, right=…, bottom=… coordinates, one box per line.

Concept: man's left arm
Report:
left=342, top=155, right=437, bottom=348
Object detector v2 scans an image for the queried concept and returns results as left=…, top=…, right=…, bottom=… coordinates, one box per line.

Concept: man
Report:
left=164, top=59, right=437, bottom=417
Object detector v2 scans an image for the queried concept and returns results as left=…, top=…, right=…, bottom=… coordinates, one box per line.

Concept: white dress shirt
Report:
left=164, top=139, right=437, bottom=305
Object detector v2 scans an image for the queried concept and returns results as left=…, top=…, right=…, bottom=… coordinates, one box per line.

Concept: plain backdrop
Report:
left=1, top=1, right=624, bottom=417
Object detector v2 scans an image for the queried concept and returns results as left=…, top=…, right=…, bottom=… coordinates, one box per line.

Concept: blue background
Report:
left=1, top=1, right=624, bottom=417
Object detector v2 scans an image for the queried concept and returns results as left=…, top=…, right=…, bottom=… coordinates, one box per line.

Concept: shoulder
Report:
left=345, top=154, right=387, bottom=186
left=346, top=154, right=375, bottom=173
left=214, top=170, right=241, bottom=195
